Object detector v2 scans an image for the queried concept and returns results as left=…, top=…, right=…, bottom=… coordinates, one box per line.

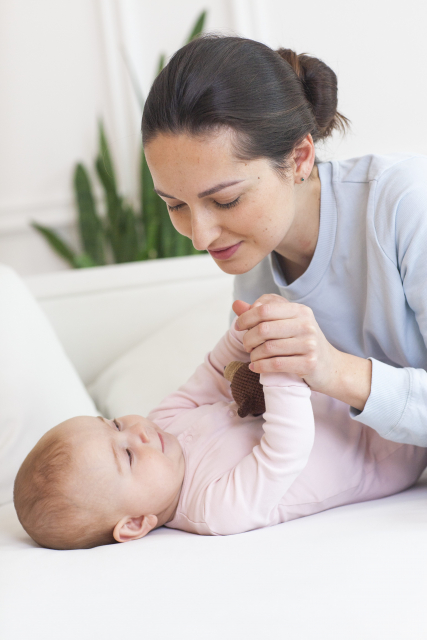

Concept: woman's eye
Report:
left=126, top=449, right=132, bottom=465
left=113, top=419, right=120, bottom=431
left=167, top=203, right=185, bottom=212
left=167, top=197, right=241, bottom=212
left=214, top=197, right=240, bottom=210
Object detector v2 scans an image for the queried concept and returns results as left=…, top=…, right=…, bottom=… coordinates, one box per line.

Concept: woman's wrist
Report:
left=308, top=348, right=373, bottom=411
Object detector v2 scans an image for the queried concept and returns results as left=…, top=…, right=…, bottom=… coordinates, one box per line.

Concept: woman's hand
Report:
left=233, top=294, right=336, bottom=391
left=233, top=294, right=372, bottom=410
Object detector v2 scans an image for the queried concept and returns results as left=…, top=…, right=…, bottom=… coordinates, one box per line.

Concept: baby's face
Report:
left=56, top=415, right=185, bottom=535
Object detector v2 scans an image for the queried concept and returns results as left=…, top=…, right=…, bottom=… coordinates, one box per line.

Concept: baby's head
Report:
left=13, top=415, right=185, bottom=549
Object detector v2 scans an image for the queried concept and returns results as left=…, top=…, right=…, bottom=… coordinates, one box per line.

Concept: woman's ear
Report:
left=113, top=514, right=158, bottom=543
left=292, top=134, right=315, bottom=180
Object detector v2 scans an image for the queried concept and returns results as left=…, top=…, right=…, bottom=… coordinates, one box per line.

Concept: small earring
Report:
left=301, top=177, right=305, bottom=182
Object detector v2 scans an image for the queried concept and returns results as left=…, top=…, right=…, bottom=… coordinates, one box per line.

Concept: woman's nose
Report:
left=190, top=210, right=221, bottom=252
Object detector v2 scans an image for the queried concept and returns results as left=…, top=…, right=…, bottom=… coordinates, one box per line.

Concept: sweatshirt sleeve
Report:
left=350, top=171, right=427, bottom=446
left=203, top=373, right=314, bottom=535
left=148, top=319, right=250, bottom=430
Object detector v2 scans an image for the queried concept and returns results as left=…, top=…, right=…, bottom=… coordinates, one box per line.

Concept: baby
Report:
left=14, top=320, right=427, bottom=549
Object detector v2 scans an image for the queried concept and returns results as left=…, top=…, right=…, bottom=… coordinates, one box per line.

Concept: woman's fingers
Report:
left=249, top=337, right=315, bottom=362
left=251, top=294, right=286, bottom=306
left=232, top=298, right=340, bottom=393
left=249, top=355, right=317, bottom=377
left=242, top=319, right=307, bottom=351
left=234, top=298, right=321, bottom=380
left=235, top=300, right=301, bottom=331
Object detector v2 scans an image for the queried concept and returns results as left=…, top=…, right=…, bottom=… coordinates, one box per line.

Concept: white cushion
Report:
left=0, top=265, right=97, bottom=505
left=89, top=294, right=232, bottom=419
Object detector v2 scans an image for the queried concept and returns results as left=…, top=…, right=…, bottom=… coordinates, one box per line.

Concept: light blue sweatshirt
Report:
left=234, top=154, right=427, bottom=447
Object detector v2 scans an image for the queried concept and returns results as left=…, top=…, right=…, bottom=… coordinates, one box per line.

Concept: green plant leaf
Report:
left=175, top=233, right=192, bottom=257
left=140, top=147, right=161, bottom=260
left=31, top=222, right=79, bottom=268
left=97, top=120, right=117, bottom=193
left=156, top=53, right=166, bottom=76
left=73, top=163, right=106, bottom=265
left=158, top=197, right=177, bottom=258
left=95, top=127, right=124, bottom=263
left=96, top=123, right=143, bottom=264
left=115, top=202, right=140, bottom=263
left=186, top=10, right=207, bottom=43
left=73, top=253, right=98, bottom=268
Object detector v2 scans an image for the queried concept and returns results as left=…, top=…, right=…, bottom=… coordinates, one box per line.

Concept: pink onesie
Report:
left=148, top=321, right=427, bottom=535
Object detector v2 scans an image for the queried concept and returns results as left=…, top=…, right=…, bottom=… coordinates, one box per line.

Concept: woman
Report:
left=142, top=35, right=427, bottom=447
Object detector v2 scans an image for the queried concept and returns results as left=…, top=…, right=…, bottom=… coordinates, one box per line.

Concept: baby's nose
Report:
left=129, top=423, right=150, bottom=445
left=138, top=430, right=150, bottom=445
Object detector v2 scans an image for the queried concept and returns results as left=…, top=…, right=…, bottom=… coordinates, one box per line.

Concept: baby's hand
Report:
left=232, top=299, right=252, bottom=317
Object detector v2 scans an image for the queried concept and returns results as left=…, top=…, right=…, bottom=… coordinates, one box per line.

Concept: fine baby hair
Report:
left=13, top=422, right=118, bottom=550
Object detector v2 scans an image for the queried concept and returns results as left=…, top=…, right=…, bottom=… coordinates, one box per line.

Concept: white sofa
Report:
left=1, top=255, right=427, bottom=640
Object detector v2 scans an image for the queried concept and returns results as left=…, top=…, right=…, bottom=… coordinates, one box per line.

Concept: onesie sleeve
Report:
left=350, top=168, right=427, bottom=446
left=203, top=373, right=314, bottom=535
left=148, top=319, right=250, bottom=429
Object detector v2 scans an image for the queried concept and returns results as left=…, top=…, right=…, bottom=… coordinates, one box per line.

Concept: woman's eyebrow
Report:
left=154, top=180, right=244, bottom=200
left=197, top=180, right=244, bottom=198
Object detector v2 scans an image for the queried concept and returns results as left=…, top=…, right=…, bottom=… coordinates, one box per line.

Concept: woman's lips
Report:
left=158, top=432, right=165, bottom=453
left=208, top=242, right=242, bottom=260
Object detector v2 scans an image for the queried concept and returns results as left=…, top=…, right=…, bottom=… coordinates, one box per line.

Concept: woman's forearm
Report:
left=308, top=348, right=372, bottom=411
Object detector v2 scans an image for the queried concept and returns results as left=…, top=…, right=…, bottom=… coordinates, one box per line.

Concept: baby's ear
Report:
left=113, top=514, right=158, bottom=543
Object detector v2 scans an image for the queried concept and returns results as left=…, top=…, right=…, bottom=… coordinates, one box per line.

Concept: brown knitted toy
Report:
left=224, top=361, right=266, bottom=418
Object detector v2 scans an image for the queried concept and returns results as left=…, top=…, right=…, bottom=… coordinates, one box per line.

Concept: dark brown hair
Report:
left=142, top=35, right=349, bottom=170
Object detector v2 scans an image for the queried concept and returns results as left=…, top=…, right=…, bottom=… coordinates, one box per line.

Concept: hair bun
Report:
left=276, top=48, right=349, bottom=140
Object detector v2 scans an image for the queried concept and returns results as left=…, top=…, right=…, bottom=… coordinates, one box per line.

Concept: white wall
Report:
left=1, top=0, right=426, bottom=275
left=236, top=0, right=427, bottom=161
left=0, top=0, right=233, bottom=275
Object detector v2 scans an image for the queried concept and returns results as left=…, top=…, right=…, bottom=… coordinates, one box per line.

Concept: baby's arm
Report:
left=203, top=373, right=315, bottom=535
left=148, top=319, right=250, bottom=429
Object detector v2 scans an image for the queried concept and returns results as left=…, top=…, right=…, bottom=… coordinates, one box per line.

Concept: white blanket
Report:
left=1, top=476, right=427, bottom=639
left=1, top=256, right=427, bottom=639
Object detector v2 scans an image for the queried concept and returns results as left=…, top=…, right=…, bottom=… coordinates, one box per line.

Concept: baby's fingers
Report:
left=232, top=299, right=251, bottom=317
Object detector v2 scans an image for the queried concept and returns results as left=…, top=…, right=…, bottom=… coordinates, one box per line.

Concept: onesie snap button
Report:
left=185, top=435, right=193, bottom=443
left=228, top=409, right=236, bottom=418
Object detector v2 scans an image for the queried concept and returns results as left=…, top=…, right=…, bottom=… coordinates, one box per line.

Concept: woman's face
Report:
left=144, top=129, right=307, bottom=275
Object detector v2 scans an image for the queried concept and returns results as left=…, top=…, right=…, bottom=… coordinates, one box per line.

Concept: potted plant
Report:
left=33, top=11, right=206, bottom=268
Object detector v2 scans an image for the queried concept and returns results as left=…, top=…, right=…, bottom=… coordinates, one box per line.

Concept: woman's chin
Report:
left=211, top=243, right=268, bottom=276
left=211, top=252, right=263, bottom=275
